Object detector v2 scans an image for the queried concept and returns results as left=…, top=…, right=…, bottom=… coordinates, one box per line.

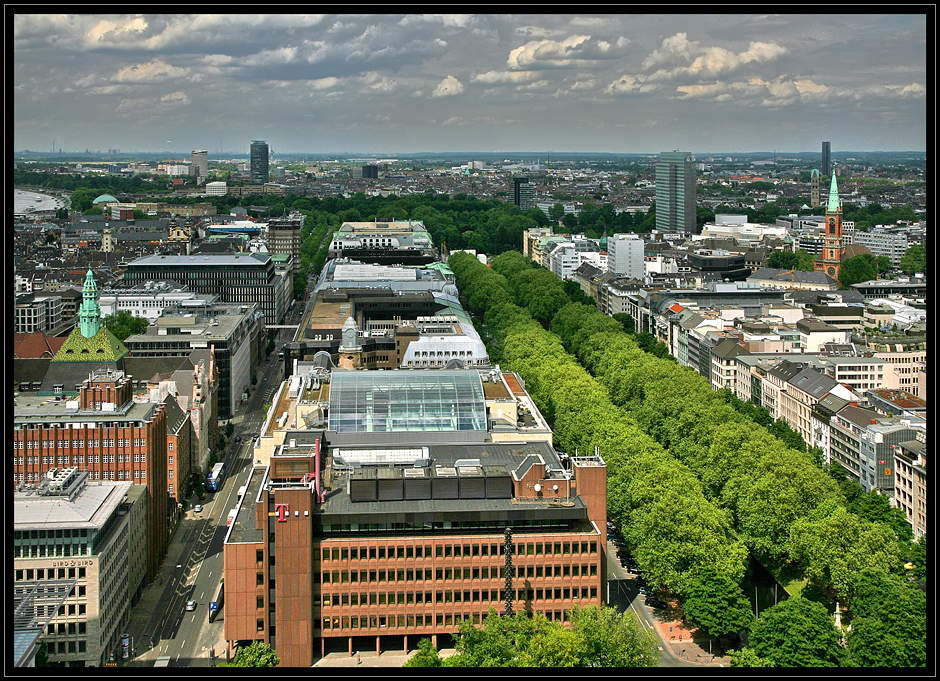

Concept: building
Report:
left=810, top=169, right=821, bottom=208
left=892, top=438, right=927, bottom=539
left=747, top=268, right=839, bottom=291
left=607, top=234, right=644, bottom=279
left=191, top=150, right=208, bottom=184
left=814, top=174, right=844, bottom=279
left=123, top=303, right=264, bottom=420
left=655, top=152, right=697, bottom=234
left=13, top=470, right=148, bottom=667
left=513, top=177, right=534, bottom=212
left=121, top=253, right=290, bottom=326
left=205, top=181, right=227, bottom=196
left=15, top=293, right=64, bottom=334
left=267, top=213, right=305, bottom=274
left=222, top=368, right=607, bottom=666
left=327, top=221, right=437, bottom=266
left=850, top=229, right=909, bottom=266
left=98, top=281, right=218, bottom=322
left=12, top=370, right=168, bottom=582
left=822, top=141, right=831, bottom=176
left=250, top=140, right=270, bottom=185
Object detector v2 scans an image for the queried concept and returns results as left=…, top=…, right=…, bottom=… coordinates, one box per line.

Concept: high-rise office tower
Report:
left=822, top=141, right=831, bottom=176
left=655, top=151, right=698, bottom=234
left=513, top=176, right=534, bottom=212
left=191, top=149, right=208, bottom=184
left=250, top=140, right=269, bottom=185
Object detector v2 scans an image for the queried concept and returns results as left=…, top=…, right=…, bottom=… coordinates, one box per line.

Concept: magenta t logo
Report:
left=274, top=503, right=290, bottom=521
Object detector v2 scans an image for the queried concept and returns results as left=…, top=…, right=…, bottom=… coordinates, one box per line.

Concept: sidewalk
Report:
left=649, top=610, right=730, bottom=667
left=315, top=648, right=457, bottom=667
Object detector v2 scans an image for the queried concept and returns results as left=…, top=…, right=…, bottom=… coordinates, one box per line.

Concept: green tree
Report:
left=567, top=604, right=659, bottom=667
left=729, top=647, right=775, bottom=667
left=838, top=254, right=877, bottom=289
left=102, top=310, right=149, bottom=341
left=682, top=567, right=754, bottom=642
left=404, top=637, right=443, bottom=667
left=846, top=569, right=926, bottom=667
left=225, top=422, right=235, bottom=439
left=748, top=597, right=846, bottom=667
left=907, top=534, right=927, bottom=582
left=875, top=255, right=893, bottom=275
left=548, top=203, right=566, bottom=223
left=898, top=242, right=926, bottom=275
left=786, top=502, right=904, bottom=606
left=518, top=626, right=586, bottom=667
left=230, top=640, right=280, bottom=667
left=612, top=312, right=635, bottom=334
left=766, top=249, right=815, bottom=272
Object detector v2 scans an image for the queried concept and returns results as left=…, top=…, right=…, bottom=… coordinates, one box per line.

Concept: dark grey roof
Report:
left=39, top=360, right=122, bottom=395
left=13, top=359, right=52, bottom=387
left=836, top=404, right=881, bottom=428
left=787, top=367, right=837, bottom=399
left=712, top=337, right=748, bottom=360
left=123, top=356, right=192, bottom=384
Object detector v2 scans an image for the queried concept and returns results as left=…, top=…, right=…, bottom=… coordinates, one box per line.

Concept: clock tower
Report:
left=814, top=172, right=843, bottom=280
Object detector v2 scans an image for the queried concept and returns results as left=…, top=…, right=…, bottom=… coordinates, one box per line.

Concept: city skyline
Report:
left=14, top=13, right=927, bottom=154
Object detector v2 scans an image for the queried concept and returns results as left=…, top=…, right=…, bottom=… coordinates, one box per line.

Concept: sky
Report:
left=13, top=13, right=928, bottom=155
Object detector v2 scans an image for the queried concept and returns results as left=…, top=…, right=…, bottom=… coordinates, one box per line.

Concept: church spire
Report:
left=826, top=172, right=841, bottom=214
left=79, top=268, right=101, bottom=338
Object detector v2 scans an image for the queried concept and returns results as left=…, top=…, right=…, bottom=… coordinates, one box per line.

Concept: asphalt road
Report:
left=604, top=540, right=694, bottom=668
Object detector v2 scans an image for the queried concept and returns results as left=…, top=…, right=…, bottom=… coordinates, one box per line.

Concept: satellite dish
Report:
left=534, top=484, right=541, bottom=492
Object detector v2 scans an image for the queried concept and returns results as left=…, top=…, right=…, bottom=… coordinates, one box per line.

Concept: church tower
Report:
left=810, top=169, right=821, bottom=208
left=814, top=172, right=843, bottom=280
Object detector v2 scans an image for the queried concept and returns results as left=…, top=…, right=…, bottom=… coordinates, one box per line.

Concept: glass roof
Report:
left=329, top=370, right=487, bottom=433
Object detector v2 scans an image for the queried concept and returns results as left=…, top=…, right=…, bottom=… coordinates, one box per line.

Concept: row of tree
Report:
left=448, top=250, right=925, bottom=666
left=406, top=606, right=659, bottom=667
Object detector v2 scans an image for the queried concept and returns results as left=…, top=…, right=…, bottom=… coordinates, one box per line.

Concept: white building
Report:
left=205, top=181, right=227, bottom=196
left=608, top=234, right=645, bottom=279
left=98, top=281, right=219, bottom=322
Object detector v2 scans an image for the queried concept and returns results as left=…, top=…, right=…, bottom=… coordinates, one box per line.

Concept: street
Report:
left=123, top=322, right=291, bottom=667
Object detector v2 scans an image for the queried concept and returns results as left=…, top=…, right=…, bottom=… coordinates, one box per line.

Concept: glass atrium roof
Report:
left=328, top=370, right=487, bottom=433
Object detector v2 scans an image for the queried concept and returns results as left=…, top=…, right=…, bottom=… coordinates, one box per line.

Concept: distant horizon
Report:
left=13, top=149, right=928, bottom=159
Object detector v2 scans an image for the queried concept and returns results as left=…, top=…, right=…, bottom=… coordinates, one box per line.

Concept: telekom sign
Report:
left=275, top=503, right=290, bottom=522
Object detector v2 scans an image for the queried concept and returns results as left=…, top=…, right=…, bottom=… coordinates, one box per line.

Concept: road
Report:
left=129, top=319, right=295, bottom=667
left=604, top=540, right=695, bottom=668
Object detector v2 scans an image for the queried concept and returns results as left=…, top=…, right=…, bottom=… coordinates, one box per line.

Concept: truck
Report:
left=154, top=656, right=172, bottom=667
left=227, top=508, right=237, bottom=527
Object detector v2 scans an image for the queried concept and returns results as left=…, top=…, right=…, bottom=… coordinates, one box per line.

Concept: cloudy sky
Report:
left=13, top=13, right=927, bottom=155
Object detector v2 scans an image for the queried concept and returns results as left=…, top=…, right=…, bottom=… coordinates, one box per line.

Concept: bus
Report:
left=206, top=462, right=226, bottom=492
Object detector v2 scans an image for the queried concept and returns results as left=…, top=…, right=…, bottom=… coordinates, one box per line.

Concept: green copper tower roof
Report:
left=827, top=172, right=841, bottom=214
left=79, top=269, right=102, bottom=338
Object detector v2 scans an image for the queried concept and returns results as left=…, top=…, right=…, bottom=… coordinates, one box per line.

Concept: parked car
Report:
left=194, top=505, right=203, bottom=513
left=627, top=566, right=643, bottom=575
left=638, top=586, right=654, bottom=596
left=645, top=597, right=668, bottom=610
left=185, top=600, right=197, bottom=611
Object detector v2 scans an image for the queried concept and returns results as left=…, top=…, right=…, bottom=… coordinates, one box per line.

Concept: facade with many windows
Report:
left=13, top=370, right=168, bottom=580
left=224, top=370, right=607, bottom=667
left=13, top=471, right=148, bottom=667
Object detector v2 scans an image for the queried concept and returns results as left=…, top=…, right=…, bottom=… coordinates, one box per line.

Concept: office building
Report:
left=655, top=152, right=698, bottom=234
left=15, top=293, right=64, bottom=334
left=513, top=177, right=534, bottom=212
left=850, top=229, right=909, bottom=266
left=250, top=140, right=270, bottom=185
left=12, top=370, right=168, bottom=581
left=327, top=221, right=437, bottom=266
left=223, top=368, right=607, bottom=666
left=607, top=234, right=645, bottom=279
left=14, top=470, right=148, bottom=667
left=268, top=213, right=305, bottom=274
left=892, top=438, right=927, bottom=539
left=822, top=141, right=831, bottom=176
left=121, top=253, right=290, bottom=326
left=191, top=150, right=208, bottom=184
left=123, top=302, right=264, bottom=420
left=98, top=281, right=218, bottom=322
left=205, top=181, right=227, bottom=196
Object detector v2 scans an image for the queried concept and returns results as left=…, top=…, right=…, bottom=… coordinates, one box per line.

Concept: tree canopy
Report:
left=838, top=254, right=877, bottom=289
left=748, top=598, right=846, bottom=667
left=102, top=310, right=149, bottom=341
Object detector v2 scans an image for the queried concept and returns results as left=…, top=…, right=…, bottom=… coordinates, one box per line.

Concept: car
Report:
left=638, top=586, right=654, bottom=596
left=185, top=600, right=197, bottom=611
left=194, top=505, right=203, bottom=513
left=645, top=597, right=668, bottom=610
left=627, top=566, right=643, bottom=575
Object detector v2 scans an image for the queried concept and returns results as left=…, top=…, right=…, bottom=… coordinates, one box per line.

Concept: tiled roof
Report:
left=14, top=333, right=67, bottom=359
left=51, top=326, right=128, bottom=363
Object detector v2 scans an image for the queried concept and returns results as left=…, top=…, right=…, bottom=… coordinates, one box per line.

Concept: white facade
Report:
left=608, top=234, right=645, bottom=279
left=205, top=181, right=227, bottom=196
left=99, top=282, right=216, bottom=322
